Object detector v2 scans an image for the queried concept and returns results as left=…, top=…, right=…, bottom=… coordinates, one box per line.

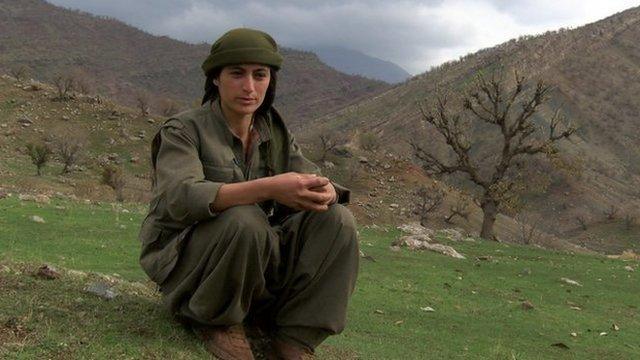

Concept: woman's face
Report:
left=215, top=64, right=271, bottom=118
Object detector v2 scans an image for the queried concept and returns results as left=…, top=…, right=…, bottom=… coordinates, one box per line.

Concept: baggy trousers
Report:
left=159, top=203, right=359, bottom=350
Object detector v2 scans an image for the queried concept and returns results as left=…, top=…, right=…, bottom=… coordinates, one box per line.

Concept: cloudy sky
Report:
left=48, top=0, right=639, bottom=74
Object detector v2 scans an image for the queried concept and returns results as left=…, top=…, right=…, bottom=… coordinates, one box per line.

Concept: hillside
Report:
left=309, top=6, right=640, bottom=247
left=0, top=0, right=388, bottom=129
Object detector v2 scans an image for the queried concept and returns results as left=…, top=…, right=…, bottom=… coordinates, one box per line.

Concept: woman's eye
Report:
left=254, top=72, right=267, bottom=80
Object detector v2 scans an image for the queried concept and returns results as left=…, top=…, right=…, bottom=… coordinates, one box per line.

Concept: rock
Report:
left=146, top=118, right=155, bottom=124
left=440, top=228, right=464, bottom=242
left=17, top=116, right=33, bottom=127
left=29, top=215, right=45, bottom=223
left=85, top=282, right=118, bottom=300
left=560, top=277, right=582, bottom=287
left=624, top=265, right=634, bottom=272
left=130, top=156, right=140, bottom=164
left=35, top=264, right=60, bottom=280
left=521, top=300, right=535, bottom=310
left=34, top=194, right=50, bottom=204
left=322, top=161, right=335, bottom=169
left=389, top=203, right=399, bottom=209
left=420, top=306, right=435, bottom=312
left=61, top=115, right=70, bottom=121
left=397, top=222, right=434, bottom=236
left=358, top=156, right=369, bottom=164
left=393, top=235, right=465, bottom=259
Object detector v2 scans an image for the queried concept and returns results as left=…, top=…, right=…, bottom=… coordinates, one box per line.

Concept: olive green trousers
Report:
left=159, top=203, right=359, bottom=350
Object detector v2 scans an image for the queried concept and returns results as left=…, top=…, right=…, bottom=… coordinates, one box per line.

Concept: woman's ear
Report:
left=212, top=78, right=219, bottom=87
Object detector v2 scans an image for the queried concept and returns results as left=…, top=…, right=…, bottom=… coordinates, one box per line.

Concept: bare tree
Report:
left=10, top=66, right=29, bottom=82
left=56, top=138, right=84, bottom=174
left=318, top=132, right=338, bottom=162
left=445, top=197, right=470, bottom=224
left=576, top=215, right=588, bottom=231
left=102, top=165, right=126, bottom=202
left=71, top=68, right=92, bottom=94
left=26, top=143, right=52, bottom=176
left=411, top=70, right=576, bottom=240
left=413, top=185, right=444, bottom=226
left=515, top=213, right=543, bottom=245
left=53, top=74, right=75, bottom=100
left=136, top=92, right=150, bottom=116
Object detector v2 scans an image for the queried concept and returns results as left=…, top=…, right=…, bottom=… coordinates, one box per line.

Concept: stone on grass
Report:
left=36, top=264, right=60, bottom=280
left=29, top=215, right=45, bottom=223
left=85, top=281, right=118, bottom=300
left=439, top=228, right=464, bottom=242
left=393, top=235, right=465, bottom=259
left=521, top=300, right=535, bottom=310
left=624, top=265, right=634, bottom=272
left=560, top=277, right=582, bottom=287
left=397, top=222, right=434, bottom=236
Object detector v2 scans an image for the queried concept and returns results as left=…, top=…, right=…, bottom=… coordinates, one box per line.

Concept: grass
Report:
left=1, top=196, right=639, bottom=359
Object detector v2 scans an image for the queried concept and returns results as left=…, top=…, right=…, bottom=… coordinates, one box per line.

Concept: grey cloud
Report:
left=46, top=0, right=639, bottom=74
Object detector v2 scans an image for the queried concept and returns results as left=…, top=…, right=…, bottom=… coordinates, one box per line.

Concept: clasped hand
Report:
left=269, top=172, right=336, bottom=212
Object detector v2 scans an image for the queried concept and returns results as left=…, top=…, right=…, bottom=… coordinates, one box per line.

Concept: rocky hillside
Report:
left=309, top=6, right=640, bottom=245
left=0, top=0, right=388, bottom=129
left=0, top=74, right=602, bottom=253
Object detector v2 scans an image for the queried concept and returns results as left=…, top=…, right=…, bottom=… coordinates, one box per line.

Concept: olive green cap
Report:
left=201, top=28, right=283, bottom=75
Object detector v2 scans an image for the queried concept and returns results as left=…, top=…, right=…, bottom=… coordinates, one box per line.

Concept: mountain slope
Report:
left=307, top=46, right=411, bottom=83
left=310, top=6, right=640, bottom=240
left=0, top=0, right=388, bottom=129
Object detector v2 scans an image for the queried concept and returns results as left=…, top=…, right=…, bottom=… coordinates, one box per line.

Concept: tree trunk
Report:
left=480, top=198, right=498, bottom=241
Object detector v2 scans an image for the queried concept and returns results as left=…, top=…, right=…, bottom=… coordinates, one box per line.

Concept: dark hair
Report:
left=201, top=66, right=278, bottom=116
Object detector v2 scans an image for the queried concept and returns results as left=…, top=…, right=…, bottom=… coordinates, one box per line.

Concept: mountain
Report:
left=309, top=6, right=640, bottom=242
left=305, top=46, right=411, bottom=84
left=0, top=0, right=388, bottom=129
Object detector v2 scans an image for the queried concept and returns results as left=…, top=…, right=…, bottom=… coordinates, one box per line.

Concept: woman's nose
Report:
left=242, top=76, right=255, bottom=93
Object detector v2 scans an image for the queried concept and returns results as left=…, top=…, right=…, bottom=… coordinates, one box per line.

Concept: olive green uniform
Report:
left=138, top=101, right=359, bottom=350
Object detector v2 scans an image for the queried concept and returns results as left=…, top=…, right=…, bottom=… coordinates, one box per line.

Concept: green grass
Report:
left=1, top=197, right=638, bottom=359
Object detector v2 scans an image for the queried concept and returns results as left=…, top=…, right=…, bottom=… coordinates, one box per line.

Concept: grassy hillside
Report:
left=1, top=195, right=639, bottom=359
left=0, top=0, right=388, bottom=128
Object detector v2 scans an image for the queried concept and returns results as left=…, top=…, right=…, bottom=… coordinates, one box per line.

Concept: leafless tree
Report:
left=445, top=197, right=470, bottom=224
left=411, top=70, right=576, bottom=240
left=53, top=74, right=75, bottom=100
left=71, top=69, right=92, bottom=94
left=576, top=215, right=588, bottom=231
left=10, top=66, right=29, bottom=82
left=413, top=185, right=444, bottom=226
left=603, top=205, right=618, bottom=221
left=516, top=213, right=543, bottom=245
left=56, top=138, right=84, bottom=174
left=318, top=132, right=338, bottom=162
left=26, top=143, right=52, bottom=176
left=136, top=92, right=150, bottom=116
left=102, top=165, right=126, bottom=202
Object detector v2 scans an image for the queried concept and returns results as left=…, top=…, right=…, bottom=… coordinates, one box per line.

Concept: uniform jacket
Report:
left=138, top=101, right=350, bottom=284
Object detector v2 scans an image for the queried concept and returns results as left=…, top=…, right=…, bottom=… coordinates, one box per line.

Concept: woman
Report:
left=138, top=28, right=359, bottom=360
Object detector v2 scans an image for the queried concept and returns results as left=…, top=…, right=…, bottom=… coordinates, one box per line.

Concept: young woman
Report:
left=138, top=28, right=359, bottom=360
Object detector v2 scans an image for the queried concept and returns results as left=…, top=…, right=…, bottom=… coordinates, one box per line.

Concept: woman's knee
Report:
left=213, top=205, right=274, bottom=249
left=312, top=204, right=358, bottom=248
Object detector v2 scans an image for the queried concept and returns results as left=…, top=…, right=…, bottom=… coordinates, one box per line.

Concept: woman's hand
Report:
left=267, top=172, right=335, bottom=212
